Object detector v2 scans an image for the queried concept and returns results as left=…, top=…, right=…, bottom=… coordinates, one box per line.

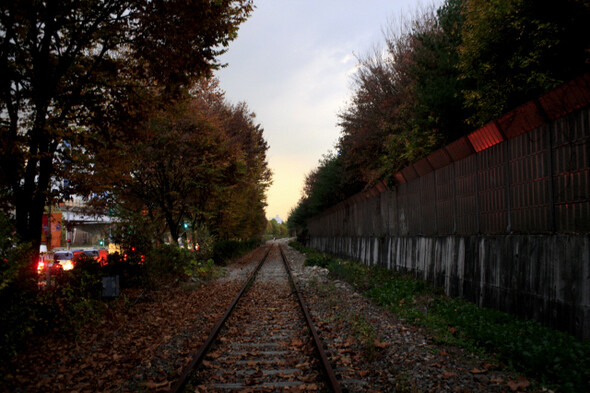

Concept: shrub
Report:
left=100, top=252, right=145, bottom=288
left=0, top=278, right=39, bottom=362
left=0, top=215, right=40, bottom=361
left=183, top=258, right=222, bottom=281
left=1, top=251, right=105, bottom=361
left=146, top=243, right=195, bottom=280
left=212, top=239, right=261, bottom=265
left=304, top=253, right=333, bottom=268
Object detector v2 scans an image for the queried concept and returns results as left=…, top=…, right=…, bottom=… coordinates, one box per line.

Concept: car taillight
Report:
left=37, top=260, right=45, bottom=273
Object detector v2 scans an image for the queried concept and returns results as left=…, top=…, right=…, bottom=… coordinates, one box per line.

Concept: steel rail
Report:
left=279, top=245, right=342, bottom=393
left=168, top=246, right=272, bottom=393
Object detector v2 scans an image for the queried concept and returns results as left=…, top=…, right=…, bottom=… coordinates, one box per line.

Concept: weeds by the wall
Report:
left=348, top=312, right=377, bottom=361
left=292, top=241, right=590, bottom=393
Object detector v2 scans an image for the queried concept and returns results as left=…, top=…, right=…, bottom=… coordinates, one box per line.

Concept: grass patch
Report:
left=348, top=312, right=378, bottom=360
left=292, top=242, right=590, bottom=393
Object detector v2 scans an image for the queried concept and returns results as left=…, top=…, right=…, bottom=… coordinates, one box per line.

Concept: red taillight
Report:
left=37, top=260, right=45, bottom=273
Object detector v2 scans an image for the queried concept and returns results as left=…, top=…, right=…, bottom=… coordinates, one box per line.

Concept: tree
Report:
left=287, top=152, right=360, bottom=236
left=299, top=0, right=590, bottom=227
left=458, top=0, right=590, bottom=126
left=264, top=218, right=288, bottom=238
left=0, top=0, right=254, bottom=252
left=123, top=103, right=230, bottom=245
left=210, top=101, right=271, bottom=239
left=115, top=78, right=270, bottom=245
left=337, top=4, right=448, bottom=188
left=409, top=0, right=470, bottom=144
left=299, top=1, right=467, bottom=225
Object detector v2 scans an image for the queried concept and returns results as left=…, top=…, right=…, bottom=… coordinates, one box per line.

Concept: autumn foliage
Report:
left=0, top=0, right=271, bottom=366
left=0, top=0, right=254, bottom=251
left=111, top=77, right=271, bottom=248
left=289, top=0, right=590, bottom=231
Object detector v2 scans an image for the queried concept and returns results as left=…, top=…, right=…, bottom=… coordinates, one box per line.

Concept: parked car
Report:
left=53, top=250, right=75, bottom=271
left=84, top=249, right=100, bottom=260
left=37, top=252, right=62, bottom=275
left=73, top=248, right=100, bottom=261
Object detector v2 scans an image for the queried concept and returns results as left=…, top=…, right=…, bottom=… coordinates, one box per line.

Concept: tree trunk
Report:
left=14, top=123, right=54, bottom=257
left=166, top=211, right=179, bottom=245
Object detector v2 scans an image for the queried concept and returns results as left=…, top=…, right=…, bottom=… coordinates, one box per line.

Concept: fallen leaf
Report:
left=201, top=360, right=213, bottom=368
left=483, top=362, right=496, bottom=370
left=470, top=368, right=487, bottom=374
left=298, top=374, right=317, bottom=383
left=373, top=339, right=389, bottom=349
left=290, top=338, right=304, bottom=347
left=441, top=371, right=458, bottom=380
left=343, top=336, right=356, bottom=347
left=507, top=377, right=531, bottom=391
left=144, top=380, right=170, bottom=389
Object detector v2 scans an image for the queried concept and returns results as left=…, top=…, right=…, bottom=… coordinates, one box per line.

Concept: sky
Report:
left=215, top=0, right=441, bottom=221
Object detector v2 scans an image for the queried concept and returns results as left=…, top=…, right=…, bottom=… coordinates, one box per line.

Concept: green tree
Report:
left=300, top=0, right=590, bottom=226
left=458, top=0, right=590, bottom=126
left=409, top=0, right=470, bottom=143
left=270, top=219, right=281, bottom=237
left=265, top=219, right=289, bottom=238
left=288, top=152, right=359, bottom=235
left=0, top=0, right=254, bottom=253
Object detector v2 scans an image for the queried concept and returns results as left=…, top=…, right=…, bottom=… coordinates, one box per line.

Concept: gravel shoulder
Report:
left=281, top=240, right=542, bottom=393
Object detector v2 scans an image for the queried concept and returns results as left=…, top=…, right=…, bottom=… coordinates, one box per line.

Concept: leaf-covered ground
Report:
left=4, top=280, right=241, bottom=392
left=3, top=243, right=543, bottom=392
left=3, top=246, right=268, bottom=392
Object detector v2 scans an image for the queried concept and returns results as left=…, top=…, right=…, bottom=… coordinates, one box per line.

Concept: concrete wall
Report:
left=308, top=234, right=590, bottom=339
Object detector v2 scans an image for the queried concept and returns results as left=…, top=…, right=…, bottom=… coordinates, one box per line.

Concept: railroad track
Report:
left=170, top=243, right=342, bottom=393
